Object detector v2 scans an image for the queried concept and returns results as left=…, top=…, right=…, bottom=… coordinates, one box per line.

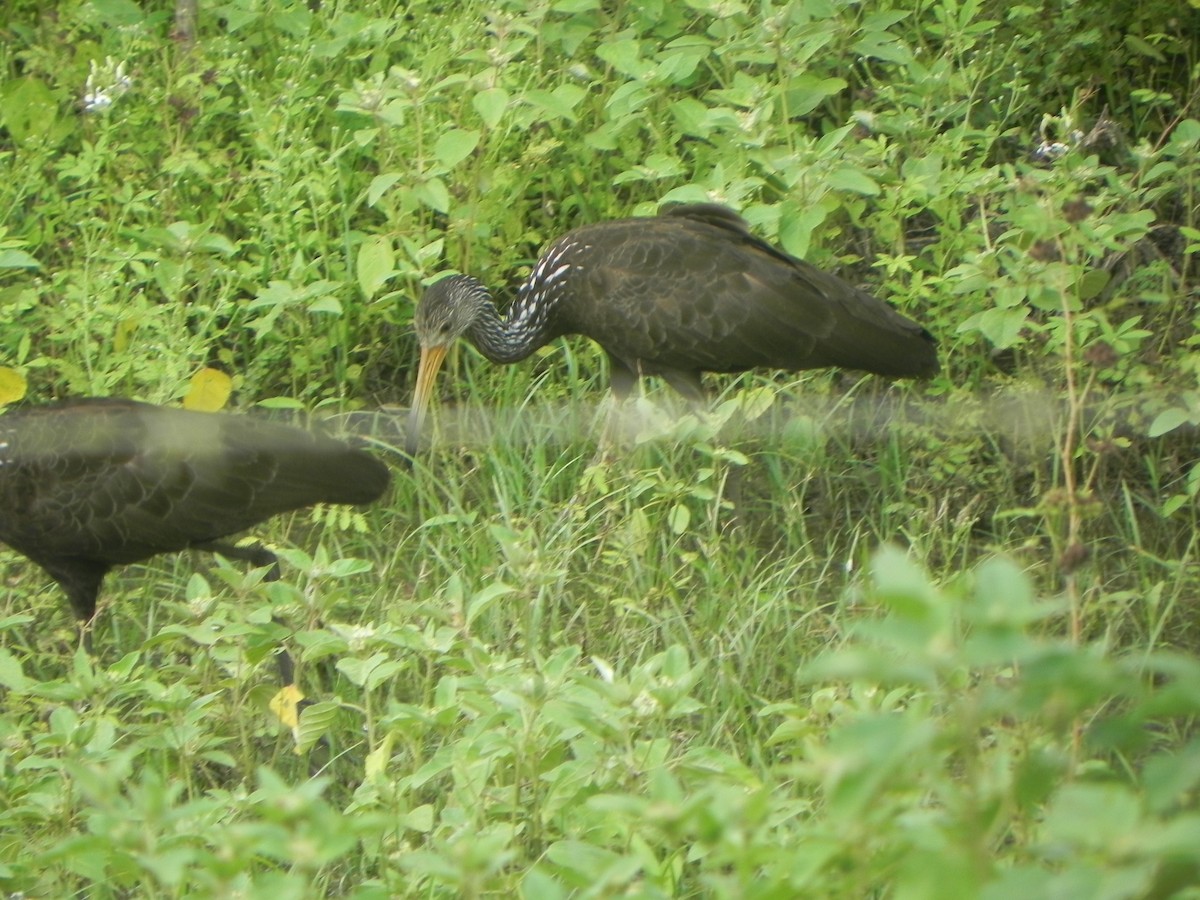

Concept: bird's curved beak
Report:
left=405, top=343, right=448, bottom=459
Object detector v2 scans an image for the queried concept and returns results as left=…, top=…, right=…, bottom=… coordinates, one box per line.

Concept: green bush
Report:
left=1, top=0, right=1198, bottom=894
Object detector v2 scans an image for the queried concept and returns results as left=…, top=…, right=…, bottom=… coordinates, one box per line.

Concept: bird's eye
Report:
left=439, top=323, right=451, bottom=334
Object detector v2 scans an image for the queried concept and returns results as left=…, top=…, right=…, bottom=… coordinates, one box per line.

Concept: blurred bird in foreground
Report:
left=0, top=397, right=391, bottom=687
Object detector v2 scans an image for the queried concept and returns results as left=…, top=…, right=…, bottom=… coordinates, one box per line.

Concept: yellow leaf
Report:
left=0, top=367, right=28, bottom=406
left=365, top=731, right=395, bottom=781
left=269, top=683, right=306, bottom=734
left=183, top=368, right=232, bottom=411
left=114, top=317, right=139, bottom=353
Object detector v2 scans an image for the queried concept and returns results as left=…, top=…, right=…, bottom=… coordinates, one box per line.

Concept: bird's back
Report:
left=531, top=203, right=939, bottom=381
left=0, top=398, right=390, bottom=570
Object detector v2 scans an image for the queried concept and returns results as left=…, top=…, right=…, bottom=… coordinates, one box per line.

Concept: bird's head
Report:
left=413, top=274, right=492, bottom=350
left=406, top=274, right=492, bottom=459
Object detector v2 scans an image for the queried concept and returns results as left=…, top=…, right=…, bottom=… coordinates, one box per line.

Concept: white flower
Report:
left=83, top=57, right=133, bottom=114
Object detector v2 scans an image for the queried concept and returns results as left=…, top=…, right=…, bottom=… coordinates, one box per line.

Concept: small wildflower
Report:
left=83, top=56, right=133, bottom=114
left=633, top=691, right=661, bottom=717
left=1031, top=110, right=1083, bottom=163
left=393, top=67, right=421, bottom=92
left=327, top=621, right=378, bottom=651
left=1031, top=140, right=1072, bottom=162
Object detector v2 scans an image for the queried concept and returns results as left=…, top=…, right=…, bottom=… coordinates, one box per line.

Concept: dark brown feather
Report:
left=541, top=203, right=939, bottom=383
left=408, top=203, right=940, bottom=455
left=0, top=398, right=391, bottom=620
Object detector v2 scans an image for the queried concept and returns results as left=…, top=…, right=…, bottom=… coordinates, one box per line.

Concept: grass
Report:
left=2, top=0, right=1200, bottom=895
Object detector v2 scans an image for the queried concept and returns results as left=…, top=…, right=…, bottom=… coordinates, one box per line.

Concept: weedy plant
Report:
left=1, top=0, right=1199, bottom=895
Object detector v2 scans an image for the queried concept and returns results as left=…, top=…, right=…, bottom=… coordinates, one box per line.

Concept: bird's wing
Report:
left=0, top=401, right=389, bottom=566
left=556, top=211, right=937, bottom=378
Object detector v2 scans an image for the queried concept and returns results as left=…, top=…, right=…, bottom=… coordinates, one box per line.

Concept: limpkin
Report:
left=407, top=203, right=938, bottom=454
left=0, top=398, right=390, bottom=677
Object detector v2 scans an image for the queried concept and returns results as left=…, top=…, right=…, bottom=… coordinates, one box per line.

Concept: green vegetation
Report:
left=2, top=0, right=1199, bottom=895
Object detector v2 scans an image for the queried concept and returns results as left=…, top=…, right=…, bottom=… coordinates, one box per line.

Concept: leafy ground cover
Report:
left=1, top=0, right=1199, bottom=895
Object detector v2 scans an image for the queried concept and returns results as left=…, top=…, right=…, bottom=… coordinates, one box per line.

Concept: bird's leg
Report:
left=660, top=370, right=707, bottom=408
left=595, top=354, right=639, bottom=452
left=46, top=562, right=109, bottom=659
left=78, top=615, right=96, bottom=656
left=275, top=637, right=298, bottom=686
left=607, top=356, right=638, bottom=404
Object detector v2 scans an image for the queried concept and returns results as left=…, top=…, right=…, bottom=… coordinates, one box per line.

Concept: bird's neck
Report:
left=466, top=284, right=557, bottom=364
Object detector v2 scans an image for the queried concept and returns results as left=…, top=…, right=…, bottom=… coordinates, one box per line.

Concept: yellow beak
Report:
left=405, top=343, right=448, bottom=459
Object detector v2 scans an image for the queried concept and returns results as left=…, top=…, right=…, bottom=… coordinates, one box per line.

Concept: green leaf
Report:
left=1075, top=269, right=1110, bottom=301
left=271, top=4, right=314, bottom=38
left=404, top=804, right=435, bottom=833
left=669, top=503, right=691, bottom=534
left=827, top=166, right=881, bottom=195
left=968, top=306, right=1028, bottom=349
left=0, top=613, right=35, bottom=632
left=823, top=713, right=937, bottom=819
left=782, top=76, right=847, bottom=117
left=337, top=653, right=403, bottom=691
left=1148, top=408, right=1190, bottom=437
left=415, top=177, right=450, bottom=213
left=357, top=235, right=395, bottom=299
left=670, top=97, right=711, bottom=137
left=1162, top=494, right=1189, bottom=517
left=296, top=701, right=339, bottom=755
left=604, top=82, right=651, bottom=118
left=523, top=85, right=585, bottom=122
left=362, top=734, right=396, bottom=782
left=0, top=249, right=40, bottom=269
left=778, top=206, right=825, bottom=259
left=87, top=0, right=146, bottom=26
left=307, top=296, right=343, bottom=315
left=473, top=88, right=509, bottom=128
left=1124, top=33, right=1165, bottom=61
left=1143, top=739, right=1200, bottom=814
left=595, top=39, right=653, bottom=79
left=219, top=2, right=258, bottom=30
left=0, top=648, right=30, bottom=692
left=870, top=545, right=943, bottom=627
left=325, top=557, right=375, bottom=578
left=195, top=233, right=237, bottom=256
left=522, top=868, right=570, bottom=900
left=433, top=128, right=480, bottom=169
left=466, top=582, right=516, bottom=629
left=1, top=77, right=66, bottom=144
left=815, top=123, right=856, bottom=154
left=737, top=385, right=777, bottom=421
left=255, top=396, right=307, bottom=410
left=367, top=173, right=402, bottom=207
left=545, top=840, right=637, bottom=885
left=853, top=31, right=914, bottom=64
left=656, top=41, right=709, bottom=84
left=1040, top=783, right=1142, bottom=847
left=1170, top=118, right=1200, bottom=149
left=660, top=184, right=716, bottom=206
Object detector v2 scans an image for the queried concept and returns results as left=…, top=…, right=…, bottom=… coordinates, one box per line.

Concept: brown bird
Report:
left=0, top=398, right=391, bottom=632
left=407, top=203, right=938, bottom=455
